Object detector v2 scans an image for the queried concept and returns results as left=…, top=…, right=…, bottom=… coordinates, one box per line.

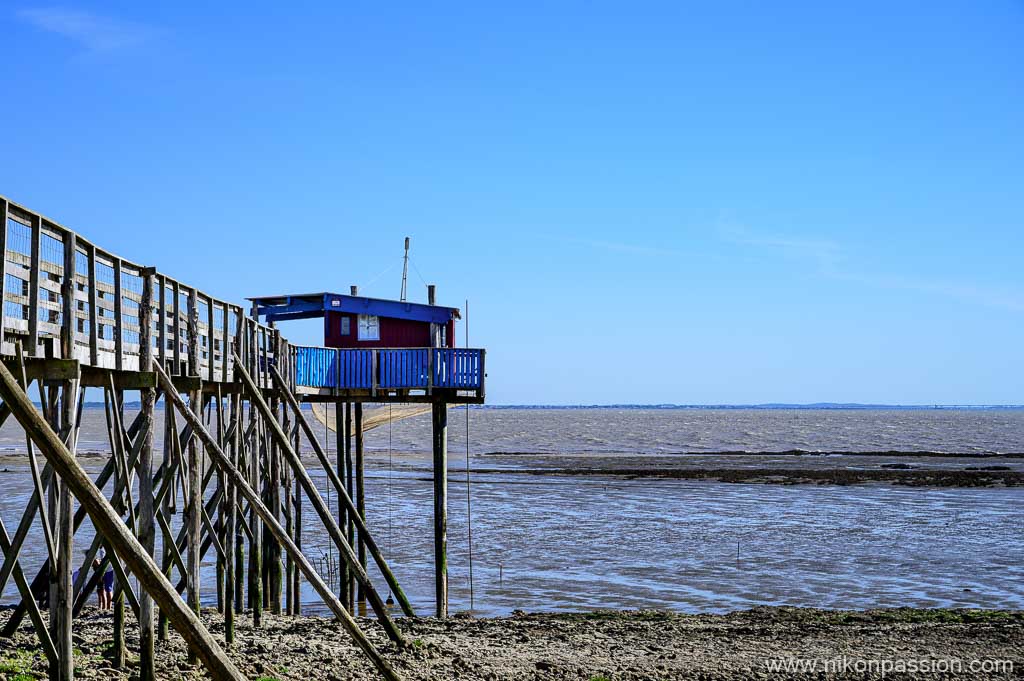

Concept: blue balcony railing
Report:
left=293, top=346, right=484, bottom=392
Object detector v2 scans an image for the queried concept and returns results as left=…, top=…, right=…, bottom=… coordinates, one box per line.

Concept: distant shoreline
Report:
left=31, top=402, right=1024, bottom=411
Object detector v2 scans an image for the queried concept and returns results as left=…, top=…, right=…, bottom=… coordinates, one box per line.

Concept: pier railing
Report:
left=1, top=195, right=283, bottom=386
left=291, top=345, right=485, bottom=397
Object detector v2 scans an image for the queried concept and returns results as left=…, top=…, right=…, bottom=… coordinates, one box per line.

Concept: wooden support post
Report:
left=268, top=394, right=282, bottom=614
left=282, top=392, right=294, bottom=616
left=345, top=401, right=355, bottom=610
left=224, top=391, right=239, bottom=644
left=151, top=360, right=402, bottom=681
left=234, top=393, right=245, bottom=615
left=248, top=400, right=262, bottom=627
left=260, top=422, right=270, bottom=607
left=186, top=287, right=201, bottom=665
left=432, top=401, right=448, bottom=618
left=138, top=269, right=156, bottom=681
left=215, top=387, right=226, bottom=614
left=355, top=403, right=367, bottom=605
left=292, top=421, right=302, bottom=616
left=53, top=378, right=78, bottom=681
left=50, top=232, right=78, bottom=681
left=335, top=401, right=348, bottom=603
left=158, top=389, right=174, bottom=641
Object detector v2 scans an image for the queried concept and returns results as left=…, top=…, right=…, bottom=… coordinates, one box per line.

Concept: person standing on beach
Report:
left=96, top=549, right=114, bottom=610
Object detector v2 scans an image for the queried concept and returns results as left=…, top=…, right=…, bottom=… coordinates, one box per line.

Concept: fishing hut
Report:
left=0, top=193, right=485, bottom=681
left=249, top=287, right=483, bottom=619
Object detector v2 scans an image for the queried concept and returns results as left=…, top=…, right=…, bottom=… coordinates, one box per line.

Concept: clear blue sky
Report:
left=3, top=2, right=1021, bottom=405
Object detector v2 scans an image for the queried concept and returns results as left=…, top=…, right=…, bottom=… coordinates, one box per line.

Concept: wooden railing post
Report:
left=86, top=246, right=98, bottom=366
left=171, top=281, right=181, bottom=373
left=0, top=198, right=7, bottom=353
left=207, top=295, right=215, bottom=383
left=157, top=275, right=166, bottom=366
left=60, top=233, right=76, bottom=361
left=113, top=258, right=123, bottom=370
left=27, top=214, right=40, bottom=356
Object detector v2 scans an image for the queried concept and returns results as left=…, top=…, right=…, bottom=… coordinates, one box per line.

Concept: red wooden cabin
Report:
left=248, top=290, right=459, bottom=349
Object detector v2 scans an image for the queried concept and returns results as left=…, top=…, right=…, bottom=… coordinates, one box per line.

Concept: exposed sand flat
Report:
left=1, top=607, right=1020, bottom=679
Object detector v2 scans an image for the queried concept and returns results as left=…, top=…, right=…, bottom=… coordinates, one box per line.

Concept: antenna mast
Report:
left=400, top=237, right=410, bottom=301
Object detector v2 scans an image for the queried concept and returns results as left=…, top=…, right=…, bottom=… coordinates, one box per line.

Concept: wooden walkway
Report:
left=0, top=195, right=479, bottom=680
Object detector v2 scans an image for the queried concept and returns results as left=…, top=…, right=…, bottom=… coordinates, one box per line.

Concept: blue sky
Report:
left=2, top=2, right=1022, bottom=405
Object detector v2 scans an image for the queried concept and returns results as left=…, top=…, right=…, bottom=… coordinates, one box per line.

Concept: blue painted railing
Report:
left=293, top=346, right=484, bottom=391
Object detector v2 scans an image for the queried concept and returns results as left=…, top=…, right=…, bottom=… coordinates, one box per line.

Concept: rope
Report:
left=388, top=403, right=393, bottom=560
left=409, top=257, right=430, bottom=288
left=464, top=298, right=476, bottom=610
left=386, top=403, right=395, bottom=606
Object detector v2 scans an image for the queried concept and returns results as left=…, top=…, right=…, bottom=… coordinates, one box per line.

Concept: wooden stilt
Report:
left=234, top=394, right=245, bottom=615
left=432, top=401, right=448, bottom=618
left=186, top=289, right=201, bottom=664
left=335, top=400, right=348, bottom=602
left=137, top=269, right=157, bottom=681
left=249, top=397, right=263, bottom=627
left=224, top=391, right=239, bottom=644
left=215, top=386, right=226, bottom=614
left=355, top=402, right=367, bottom=605
left=282, top=406, right=294, bottom=616
left=158, top=385, right=174, bottom=641
left=345, top=401, right=355, bottom=611
left=52, top=230, right=78, bottom=681
left=292, top=422, right=302, bottom=616
left=269, top=393, right=282, bottom=614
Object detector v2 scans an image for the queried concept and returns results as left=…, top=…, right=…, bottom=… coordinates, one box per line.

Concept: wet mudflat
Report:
left=2, top=407, right=1023, bottom=618
left=1, top=606, right=1021, bottom=680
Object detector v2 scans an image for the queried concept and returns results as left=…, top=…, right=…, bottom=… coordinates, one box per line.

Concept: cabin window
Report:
left=339, top=316, right=350, bottom=336
left=357, top=314, right=379, bottom=341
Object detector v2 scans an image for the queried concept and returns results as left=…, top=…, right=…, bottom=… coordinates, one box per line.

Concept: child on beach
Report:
left=96, top=549, right=114, bottom=610
left=73, top=550, right=114, bottom=610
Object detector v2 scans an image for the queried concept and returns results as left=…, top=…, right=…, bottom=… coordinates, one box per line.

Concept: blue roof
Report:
left=247, top=292, right=460, bottom=325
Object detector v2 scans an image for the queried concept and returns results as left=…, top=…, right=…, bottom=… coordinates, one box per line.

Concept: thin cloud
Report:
left=722, top=227, right=842, bottom=273
left=726, top=227, right=1023, bottom=313
left=839, top=271, right=1024, bottom=313
left=16, top=7, right=156, bottom=53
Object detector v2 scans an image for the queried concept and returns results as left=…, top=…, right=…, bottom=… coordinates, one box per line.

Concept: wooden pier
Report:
left=0, top=194, right=486, bottom=681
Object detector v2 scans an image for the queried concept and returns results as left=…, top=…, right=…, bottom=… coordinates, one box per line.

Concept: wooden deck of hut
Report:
left=0, top=194, right=486, bottom=681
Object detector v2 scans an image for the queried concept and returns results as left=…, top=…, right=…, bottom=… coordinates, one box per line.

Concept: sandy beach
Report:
left=1, top=606, right=1021, bottom=679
